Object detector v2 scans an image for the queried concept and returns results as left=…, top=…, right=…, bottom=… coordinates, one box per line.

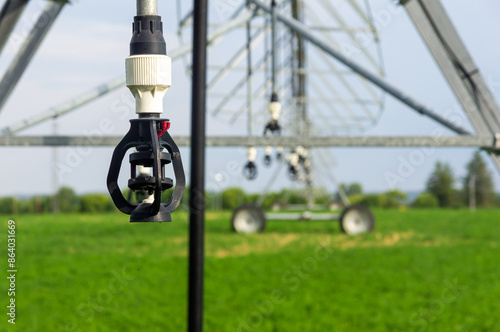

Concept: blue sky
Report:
left=0, top=0, right=499, bottom=197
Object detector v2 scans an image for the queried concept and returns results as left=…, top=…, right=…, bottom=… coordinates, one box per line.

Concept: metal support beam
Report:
left=0, top=0, right=30, bottom=55
left=291, top=0, right=308, bottom=136
left=246, top=2, right=253, bottom=137
left=188, top=0, right=208, bottom=331
left=211, top=32, right=292, bottom=116
left=271, top=0, right=277, bottom=94
left=207, top=25, right=264, bottom=90
left=317, top=0, right=380, bottom=71
left=404, top=0, right=500, bottom=172
left=1, top=77, right=124, bottom=135
left=0, top=135, right=496, bottom=149
left=266, top=212, right=340, bottom=221
left=0, top=9, right=253, bottom=134
left=0, top=1, right=65, bottom=114
left=405, top=0, right=500, bottom=136
left=249, top=0, right=473, bottom=136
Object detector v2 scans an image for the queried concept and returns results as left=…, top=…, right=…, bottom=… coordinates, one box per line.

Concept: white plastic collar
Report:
left=247, top=147, right=257, bottom=162
left=269, top=101, right=282, bottom=121
left=126, top=54, right=172, bottom=114
left=265, top=146, right=272, bottom=156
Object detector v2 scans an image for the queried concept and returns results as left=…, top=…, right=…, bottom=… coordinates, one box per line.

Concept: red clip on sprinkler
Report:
left=157, top=121, right=170, bottom=137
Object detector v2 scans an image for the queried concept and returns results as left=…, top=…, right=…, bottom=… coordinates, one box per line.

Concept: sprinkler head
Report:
left=288, top=164, right=298, bottom=181
left=276, top=146, right=284, bottom=161
left=264, top=146, right=272, bottom=167
left=243, top=161, right=258, bottom=180
left=264, top=154, right=272, bottom=166
left=264, top=121, right=281, bottom=136
left=264, top=93, right=282, bottom=135
left=107, top=118, right=185, bottom=222
left=107, top=5, right=185, bottom=222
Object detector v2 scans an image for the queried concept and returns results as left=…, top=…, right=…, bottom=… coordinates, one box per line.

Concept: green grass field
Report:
left=1, top=209, right=500, bottom=331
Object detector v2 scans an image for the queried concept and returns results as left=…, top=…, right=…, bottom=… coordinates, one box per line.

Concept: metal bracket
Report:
left=493, top=133, right=500, bottom=155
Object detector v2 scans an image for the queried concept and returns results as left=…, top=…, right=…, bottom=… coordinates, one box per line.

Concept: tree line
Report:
left=344, top=151, right=499, bottom=209
left=0, top=188, right=116, bottom=214
left=0, top=151, right=498, bottom=214
left=414, top=151, right=497, bottom=208
left=0, top=186, right=332, bottom=215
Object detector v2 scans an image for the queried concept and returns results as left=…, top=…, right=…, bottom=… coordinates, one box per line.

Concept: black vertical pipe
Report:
left=188, top=0, right=208, bottom=331
left=271, top=0, right=277, bottom=95
left=246, top=1, right=253, bottom=137
left=291, top=0, right=306, bottom=135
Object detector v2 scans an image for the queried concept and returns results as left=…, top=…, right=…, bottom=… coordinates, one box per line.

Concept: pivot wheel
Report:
left=339, top=205, right=375, bottom=235
left=231, top=205, right=266, bottom=234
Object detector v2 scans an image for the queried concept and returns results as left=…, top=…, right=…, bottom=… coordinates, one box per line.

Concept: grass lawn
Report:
left=1, top=209, right=500, bottom=331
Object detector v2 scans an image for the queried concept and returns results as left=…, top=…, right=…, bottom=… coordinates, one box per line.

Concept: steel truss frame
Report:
left=0, top=0, right=499, bottom=169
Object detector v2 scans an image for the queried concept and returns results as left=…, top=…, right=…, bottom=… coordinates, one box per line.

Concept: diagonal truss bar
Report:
left=249, top=0, right=473, bottom=135
left=313, top=49, right=379, bottom=122
left=0, top=0, right=29, bottom=55
left=305, top=6, right=381, bottom=103
left=309, top=59, right=367, bottom=124
left=1, top=76, right=124, bottom=135
left=211, top=31, right=292, bottom=116
left=316, top=0, right=381, bottom=72
left=0, top=1, right=65, bottom=114
left=0, top=8, right=254, bottom=134
left=346, top=0, right=377, bottom=38
left=230, top=66, right=293, bottom=125
left=404, top=0, right=500, bottom=172
left=405, top=0, right=498, bottom=135
left=229, top=45, right=296, bottom=126
left=207, top=25, right=265, bottom=90
left=308, top=77, right=359, bottom=131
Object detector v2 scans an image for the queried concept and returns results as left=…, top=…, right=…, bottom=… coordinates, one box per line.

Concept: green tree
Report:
left=384, top=190, right=408, bottom=208
left=358, top=190, right=407, bottom=209
left=221, top=187, right=246, bottom=210
left=260, top=192, right=282, bottom=210
left=359, top=194, right=386, bottom=208
left=18, top=199, right=35, bottom=214
left=28, top=196, right=52, bottom=214
left=287, top=190, right=307, bottom=205
left=245, top=193, right=260, bottom=205
left=339, top=183, right=363, bottom=196
left=495, top=194, right=500, bottom=208
left=411, top=192, right=439, bottom=208
left=462, top=151, right=495, bottom=207
left=426, top=162, right=455, bottom=207
left=0, top=197, right=17, bottom=214
left=57, top=187, right=80, bottom=213
left=80, top=194, right=115, bottom=213
left=348, top=183, right=363, bottom=195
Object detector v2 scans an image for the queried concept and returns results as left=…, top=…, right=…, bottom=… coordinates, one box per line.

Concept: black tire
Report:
left=231, top=205, right=266, bottom=234
left=339, top=204, right=375, bottom=235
